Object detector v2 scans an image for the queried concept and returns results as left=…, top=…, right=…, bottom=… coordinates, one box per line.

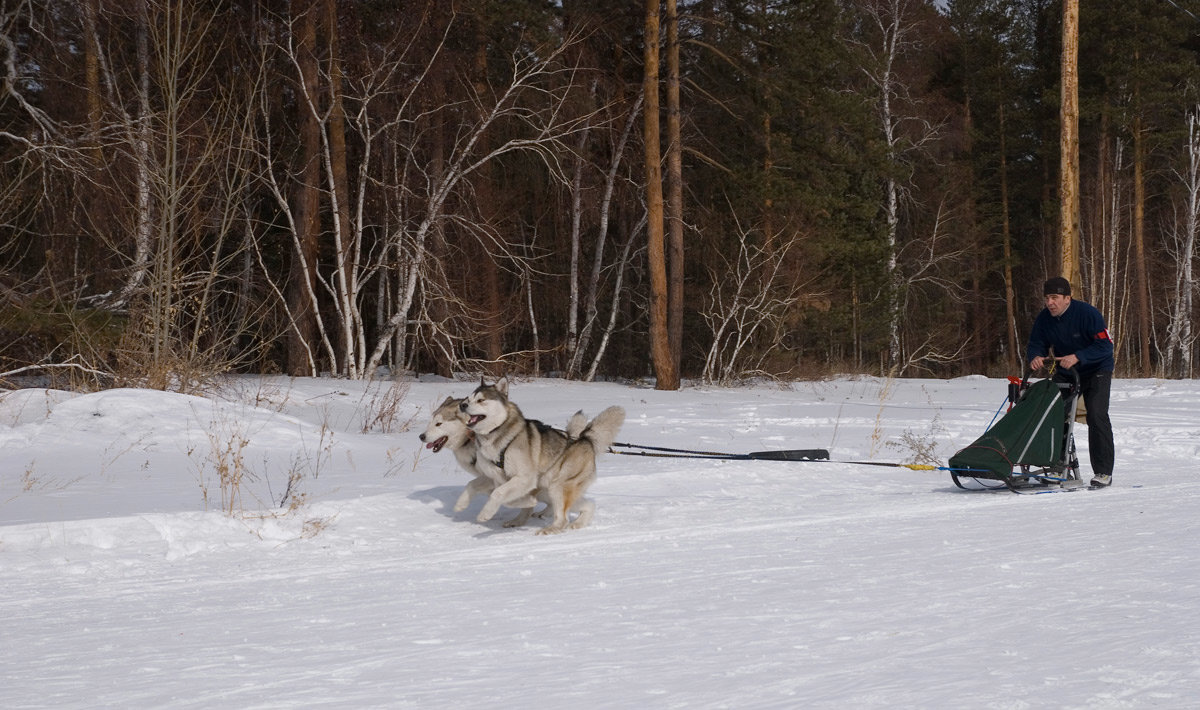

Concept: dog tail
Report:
left=580, top=406, right=625, bottom=454
left=565, top=410, right=588, bottom=439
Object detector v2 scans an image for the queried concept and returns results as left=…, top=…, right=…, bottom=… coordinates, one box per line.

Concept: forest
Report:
left=3, top=0, right=1200, bottom=390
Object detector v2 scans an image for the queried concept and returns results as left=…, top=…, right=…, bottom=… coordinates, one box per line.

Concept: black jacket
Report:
left=1026, top=299, right=1114, bottom=376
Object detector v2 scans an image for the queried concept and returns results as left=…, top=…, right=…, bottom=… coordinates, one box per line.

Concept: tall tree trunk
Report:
left=999, top=103, right=1019, bottom=371
left=1059, top=0, right=1081, bottom=286
left=147, top=0, right=172, bottom=368
left=962, top=95, right=985, bottom=372
left=325, top=0, right=357, bottom=376
left=863, top=0, right=906, bottom=373
left=1093, top=108, right=1111, bottom=312
left=567, top=124, right=588, bottom=372
left=1132, top=112, right=1151, bottom=376
left=644, top=0, right=676, bottom=389
left=81, top=0, right=103, bottom=163
left=113, top=0, right=154, bottom=312
left=1169, top=111, right=1200, bottom=377
left=424, top=74, right=452, bottom=379
left=665, top=0, right=684, bottom=378
left=287, top=0, right=322, bottom=376
left=473, top=27, right=503, bottom=364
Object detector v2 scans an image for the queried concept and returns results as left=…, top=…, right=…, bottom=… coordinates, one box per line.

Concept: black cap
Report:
left=1043, top=277, right=1071, bottom=296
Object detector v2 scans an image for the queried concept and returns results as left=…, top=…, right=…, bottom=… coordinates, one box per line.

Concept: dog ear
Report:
left=496, top=375, right=509, bottom=395
left=440, top=396, right=456, bottom=407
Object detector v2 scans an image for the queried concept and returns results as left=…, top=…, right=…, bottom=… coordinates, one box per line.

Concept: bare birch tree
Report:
left=0, top=2, right=88, bottom=235
left=890, top=199, right=972, bottom=374
left=852, top=0, right=943, bottom=373
left=69, top=1, right=266, bottom=387
left=248, top=7, right=596, bottom=379
left=700, top=221, right=806, bottom=385
left=565, top=108, right=591, bottom=372
left=361, top=31, right=595, bottom=379
left=1165, top=109, right=1200, bottom=377
left=566, top=91, right=643, bottom=379
left=72, top=0, right=156, bottom=312
left=585, top=216, right=647, bottom=382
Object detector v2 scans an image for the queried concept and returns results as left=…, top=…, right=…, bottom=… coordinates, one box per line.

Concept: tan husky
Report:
left=461, top=377, right=624, bottom=534
left=419, top=395, right=585, bottom=527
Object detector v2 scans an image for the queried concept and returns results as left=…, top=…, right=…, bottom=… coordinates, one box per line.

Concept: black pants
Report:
left=1077, top=370, right=1114, bottom=478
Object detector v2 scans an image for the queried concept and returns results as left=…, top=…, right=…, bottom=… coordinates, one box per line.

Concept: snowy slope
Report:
left=2, top=375, right=1198, bottom=709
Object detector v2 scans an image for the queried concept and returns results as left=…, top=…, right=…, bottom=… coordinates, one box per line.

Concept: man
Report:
left=1027, top=276, right=1115, bottom=487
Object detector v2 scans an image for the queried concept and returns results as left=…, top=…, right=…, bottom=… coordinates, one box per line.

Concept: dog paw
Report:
left=535, top=526, right=565, bottom=536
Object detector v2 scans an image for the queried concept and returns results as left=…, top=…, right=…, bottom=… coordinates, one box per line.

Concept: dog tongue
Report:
left=467, top=414, right=484, bottom=426
left=427, top=436, right=447, bottom=453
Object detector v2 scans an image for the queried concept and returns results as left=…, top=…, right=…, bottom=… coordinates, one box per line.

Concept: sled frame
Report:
left=951, top=370, right=1083, bottom=492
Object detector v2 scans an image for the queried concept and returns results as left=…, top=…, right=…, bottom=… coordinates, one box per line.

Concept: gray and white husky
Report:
left=419, top=395, right=586, bottom=526
left=461, top=377, right=624, bottom=534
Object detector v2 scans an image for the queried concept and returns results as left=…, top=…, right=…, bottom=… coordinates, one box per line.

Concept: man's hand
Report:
left=1031, top=354, right=1078, bottom=371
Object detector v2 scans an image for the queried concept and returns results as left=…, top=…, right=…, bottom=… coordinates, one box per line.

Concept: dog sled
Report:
left=947, top=367, right=1083, bottom=491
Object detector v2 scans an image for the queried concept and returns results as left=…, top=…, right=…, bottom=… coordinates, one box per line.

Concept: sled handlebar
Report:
left=1027, top=354, right=1081, bottom=384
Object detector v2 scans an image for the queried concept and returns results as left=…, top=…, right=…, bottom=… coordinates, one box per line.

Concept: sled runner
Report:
left=947, top=367, right=1083, bottom=491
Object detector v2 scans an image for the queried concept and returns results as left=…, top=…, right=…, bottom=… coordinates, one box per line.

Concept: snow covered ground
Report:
left=2, top=374, right=1198, bottom=709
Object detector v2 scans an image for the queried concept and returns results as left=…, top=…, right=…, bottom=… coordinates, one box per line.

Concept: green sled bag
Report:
left=948, top=378, right=1065, bottom=481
